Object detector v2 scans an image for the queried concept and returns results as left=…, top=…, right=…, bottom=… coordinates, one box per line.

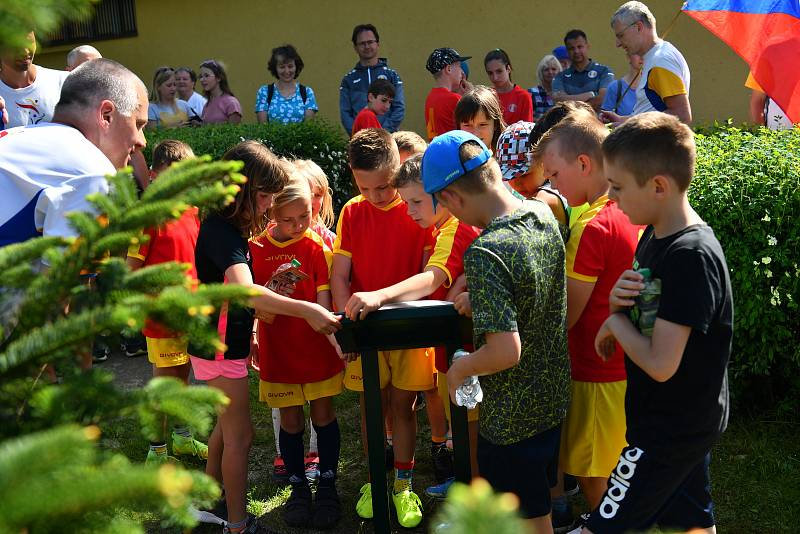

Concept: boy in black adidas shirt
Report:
left=579, top=112, right=731, bottom=534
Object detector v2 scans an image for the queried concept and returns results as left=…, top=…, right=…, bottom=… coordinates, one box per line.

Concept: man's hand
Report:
left=302, top=303, right=341, bottom=335
left=453, top=291, right=472, bottom=317
left=594, top=316, right=618, bottom=362
left=609, top=270, right=644, bottom=314
left=599, top=109, right=624, bottom=126
left=344, top=290, right=385, bottom=321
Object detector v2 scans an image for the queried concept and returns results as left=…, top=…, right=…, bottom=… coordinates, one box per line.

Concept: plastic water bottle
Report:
left=452, top=349, right=483, bottom=409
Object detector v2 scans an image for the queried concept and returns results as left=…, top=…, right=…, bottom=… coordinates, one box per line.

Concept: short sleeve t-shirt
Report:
left=552, top=60, right=614, bottom=96
left=566, top=196, right=642, bottom=382
left=254, top=83, right=318, bottom=124
left=186, top=92, right=207, bottom=118
left=148, top=100, right=192, bottom=128
left=192, top=214, right=253, bottom=360
left=633, top=40, right=690, bottom=116
left=0, top=66, right=69, bottom=128
left=426, top=216, right=481, bottom=372
left=466, top=200, right=570, bottom=446
left=201, top=94, right=242, bottom=124
left=744, top=72, right=794, bottom=130
left=425, top=87, right=461, bottom=141
left=333, top=195, right=429, bottom=296
left=497, top=85, right=534, bottom=125
left=250, top=228, right=343, bottom=384
left=601, top=78, right=637, bottom=115
left=352, top=108, right=382, bottom=135
left=626, top=224, right=732, bottom=461
left=0, top=123, right=113, bottom=246
left=128, top=208, right=200, bottom=338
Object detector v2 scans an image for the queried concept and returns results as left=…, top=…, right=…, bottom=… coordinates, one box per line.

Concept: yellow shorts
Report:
left=259, top=372, right=344, bottom=408
left=146, top=337, right=190, bottom=368
left=438, top=371, right=480, bottom=423
left=343, top=348, right=435, bottom=392
left=560, top=379, right=627, bottom=478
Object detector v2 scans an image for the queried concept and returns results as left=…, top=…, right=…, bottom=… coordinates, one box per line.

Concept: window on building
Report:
left=45, top=0, right=137, bottom=46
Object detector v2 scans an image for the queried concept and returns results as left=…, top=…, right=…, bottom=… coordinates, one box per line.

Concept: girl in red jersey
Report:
left=250, top=176, right=344, bottom=530
left=483, top=49, right=534, bottom=125
left=454, top=85, right=507, bottom=154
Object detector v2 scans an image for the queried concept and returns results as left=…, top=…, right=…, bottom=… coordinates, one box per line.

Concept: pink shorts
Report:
left=190, top=356, right=249, bottom=381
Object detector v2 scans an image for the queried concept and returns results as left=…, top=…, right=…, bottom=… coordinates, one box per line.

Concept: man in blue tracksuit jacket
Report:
left=339, top=24, right=405, bottom=134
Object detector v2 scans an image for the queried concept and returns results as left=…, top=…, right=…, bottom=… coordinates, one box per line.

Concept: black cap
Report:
left=426, top=47, right=471, bottom=74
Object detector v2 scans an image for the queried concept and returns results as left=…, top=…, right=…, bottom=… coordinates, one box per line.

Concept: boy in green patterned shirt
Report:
left=421, top=130, right=570, bottom=532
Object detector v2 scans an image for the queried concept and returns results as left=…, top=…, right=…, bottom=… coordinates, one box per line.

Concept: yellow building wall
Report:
left=38, top=0, right=750, bottom=136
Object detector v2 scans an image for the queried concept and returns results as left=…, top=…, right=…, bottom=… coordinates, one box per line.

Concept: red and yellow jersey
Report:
left=249, top=227, right=343, bottom=384
left=128, top=207, right=200, bottom=338
left=333, top=195, right=430, bottom=298
left=425, top=215, right=480, bottom=371
left=425, top=87, right=461, bottom=141
left=566, top=196, right=642, bottom=382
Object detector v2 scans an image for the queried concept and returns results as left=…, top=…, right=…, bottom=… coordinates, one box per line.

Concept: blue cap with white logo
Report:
left=421, top=130, right=491, bottom=207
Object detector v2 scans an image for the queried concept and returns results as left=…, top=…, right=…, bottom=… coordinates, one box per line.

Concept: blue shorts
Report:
left=477, top=425, right=560, bottom=519
left=586, top=444, right=715, bottom=533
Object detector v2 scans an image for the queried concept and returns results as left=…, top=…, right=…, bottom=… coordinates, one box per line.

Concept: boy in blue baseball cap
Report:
left=421, top=130, right=570, bottom=530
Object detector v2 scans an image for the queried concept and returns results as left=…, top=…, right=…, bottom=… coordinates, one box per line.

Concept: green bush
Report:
left=144, top=120, right=354, bottom=218
left=691, top=126, right=800, bottom=414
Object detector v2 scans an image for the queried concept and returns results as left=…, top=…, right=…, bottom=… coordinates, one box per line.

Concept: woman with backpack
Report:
left=256, top=45, right=318, bottom=124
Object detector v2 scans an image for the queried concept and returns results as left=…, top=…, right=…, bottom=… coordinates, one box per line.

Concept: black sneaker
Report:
left=564, top=473, right=580, bottom=497
left=282, top=481, right=312, bottom=528
left=551, top=498, right=574, bottom=533
left=431, top=443, right=454, bottom=483
left=123, top=333, right=147, bottom=358
left=92, top=340, right=110, bottom=363
left=312, top=480, right=342, bottom=530
left=564, top=513, right=589, bottom=534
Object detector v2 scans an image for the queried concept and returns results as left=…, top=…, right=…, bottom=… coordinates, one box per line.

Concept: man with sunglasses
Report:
left=339, top=23, right=405, bottom=134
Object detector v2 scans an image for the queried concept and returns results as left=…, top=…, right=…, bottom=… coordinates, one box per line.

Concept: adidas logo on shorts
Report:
left=599, top=446, right=644, bottom=519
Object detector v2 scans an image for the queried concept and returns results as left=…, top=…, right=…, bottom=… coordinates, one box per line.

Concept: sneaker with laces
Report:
left=312, top=482, right=341, bottom=529
left=272, top=455, right=289, bottom=483
left=92, top=341, right=110, bottom=363
left=552, top=500, right=574, bottom=533
left=564, top=513, right=589, bottom=534
left=171, top=432, right=208, bottom=459
left=282, top=482, right=312, bottom=527
left=304, top=452, right=320, bottom=481
left=222, top=513, right=268, bottom=533
left=145, top=449, right=179, bottom=466
left=424, top=477, right=454, bottom=500
left=355, top=482, right=373, bottom=519
left=431, top=444, right=454, bottom=483
left=392, top=488, right=423, bottom=528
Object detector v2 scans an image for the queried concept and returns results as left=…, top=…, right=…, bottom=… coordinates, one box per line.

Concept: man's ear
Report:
left=577, top=153, right=594, bottom=175
left=98, top=99, right=115, bottom=129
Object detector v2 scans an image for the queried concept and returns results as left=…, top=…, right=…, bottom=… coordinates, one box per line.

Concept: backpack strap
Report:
left=299, top=84, right=308, bottom=104
left=266, top=83, right=275, bottom=107
left=614, top=79, right=625, bottom=113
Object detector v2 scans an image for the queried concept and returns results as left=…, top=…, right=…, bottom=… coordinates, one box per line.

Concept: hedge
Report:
left=143, top=119, right=354, bottom=216
left=691, top=125, right=799, bottom=414
left=145, top=121, right=800, bottom=413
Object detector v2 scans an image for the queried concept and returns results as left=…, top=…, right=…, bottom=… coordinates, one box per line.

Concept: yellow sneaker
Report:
left=145, top=449, right=179, bottom=466
left=355, top=482, right=373, bottom=519
left=392, top=488, right=423, bottom=528
left=171, top=432, right=208, bottom=460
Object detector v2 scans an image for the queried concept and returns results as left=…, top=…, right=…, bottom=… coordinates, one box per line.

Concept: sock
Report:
left=225, top=516, right=248, bottom=533
left=552, top=495, right=569, bottom=514
left=308, top=417, right=318, bottom=454
left=149, top=442, right=167, bottom=455
left=172, top=426, right=192, bottom=439
left=393, top=460, right=414, bottom=493
left=272, top=408, right=281, bottom=456
left=313, top=419, right=340, bottom=484
left=279, top=427, right=306, bottom=483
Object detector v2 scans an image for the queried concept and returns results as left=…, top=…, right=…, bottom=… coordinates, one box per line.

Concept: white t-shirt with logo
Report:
left=0, top=66, right=69, bottom=128
left=0, top=123, right=114, bottom=245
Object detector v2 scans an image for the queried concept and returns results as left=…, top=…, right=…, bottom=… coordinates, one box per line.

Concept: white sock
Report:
left=272, top=408, right=281, bottom=456
left=308, top=416, right=318, bottom=454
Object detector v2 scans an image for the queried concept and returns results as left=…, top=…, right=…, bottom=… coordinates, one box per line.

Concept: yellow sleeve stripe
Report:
left=424, top=219, right=459, bottom=288
left=317, top=284, right=331, bottom=293
left=334, top=249, right=352, bottom=258
left=567, top=271, right=598, bottom=283
left=647, top=67, right=687, bottom=99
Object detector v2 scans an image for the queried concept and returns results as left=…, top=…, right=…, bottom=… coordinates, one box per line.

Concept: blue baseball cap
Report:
left=553, top=45, right=569, bottom=60
left=421, top=130, right=491, bottom=207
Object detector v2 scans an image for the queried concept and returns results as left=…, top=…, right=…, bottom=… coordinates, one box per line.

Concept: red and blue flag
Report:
left=682, top=0, right=800, bottom=122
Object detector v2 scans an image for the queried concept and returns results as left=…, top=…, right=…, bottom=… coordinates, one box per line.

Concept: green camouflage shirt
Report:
left=465, top=200, right=570, bottom=445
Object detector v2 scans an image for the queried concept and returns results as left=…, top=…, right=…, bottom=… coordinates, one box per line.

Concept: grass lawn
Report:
left=103, top=371, right=800, bottom=533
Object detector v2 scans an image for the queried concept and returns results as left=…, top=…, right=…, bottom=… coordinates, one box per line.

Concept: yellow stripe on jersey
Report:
left=565, top=196, right=609, bottom=284
left=425, top=215, right=459, bottom=287
left=647, top=66, right=687, bottom=99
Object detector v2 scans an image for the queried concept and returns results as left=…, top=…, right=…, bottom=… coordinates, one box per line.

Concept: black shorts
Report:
left=586, top=444, right=715, bottom=533
left=477, top=424, right=560, bottom=519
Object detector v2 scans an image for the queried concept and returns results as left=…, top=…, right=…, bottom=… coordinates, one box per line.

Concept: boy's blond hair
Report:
left=602, top=112, right=695, bottom=191
left=391, top=153, right=423, bottom=189
left=151, top=139, right=195, bottom=170
left=269, top=174, right=312, bottom=221
left=347, top=128, right=400, bottom=173
left=392, top=131, right=427, bottom=156
left=532, top=113, right=608, bottom=168
left=293, top=159, right=334, bottom=228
